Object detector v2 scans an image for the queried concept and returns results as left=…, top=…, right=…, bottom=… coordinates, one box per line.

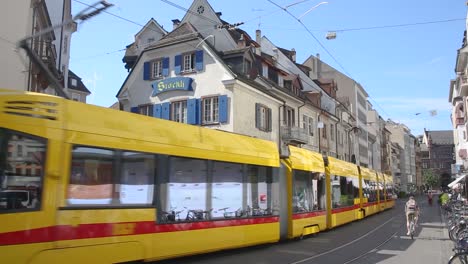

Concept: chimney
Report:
left=291, top=48, right=296, bottom=62
left=238, top=34, right=246, bottom=48
left=172, top=19, right=180, bottom=30
left=316, top=53, right=321, bottom=78
left=255, top=29, right=261, bottom=55
left=216, top=12, right=222, bottom=17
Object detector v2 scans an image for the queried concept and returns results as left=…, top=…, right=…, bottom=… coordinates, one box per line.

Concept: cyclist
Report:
left=405, top=195, right=419, bottom=235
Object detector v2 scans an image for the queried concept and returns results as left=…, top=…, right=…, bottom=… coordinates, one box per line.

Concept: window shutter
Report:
left=161, top=102, right=170, bottom=120
left=130, top=106, right=139, bottom=113
left=143, top=62, right=151, bottom=80
left=153, top=104, right=162, bottom=118
left=174, top=54, right=182, bottom=74
left=268, top=108, right=272, bottom=132
left=187, top=98, right=198, bottom=125
left=195, top=50, right=204, bottom=71
left=255, top=103, right=260, bottom=129
left=219, top=95, right=228, bottom=123
left=162, top=57, right=169, bottom=77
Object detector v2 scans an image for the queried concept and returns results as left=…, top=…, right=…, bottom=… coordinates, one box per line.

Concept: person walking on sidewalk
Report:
left=405, top=195, right=419, bottom=235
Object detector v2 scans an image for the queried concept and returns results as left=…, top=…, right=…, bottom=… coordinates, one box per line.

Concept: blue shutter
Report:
left=174, top=54, right=182, bottom=75
left=162, top=57, right=169, bottom=77
left=195, top=50, right=204, bottom=72
left=161, top=102, right=170, bottom=120
left=130, top=106, right=139, bottom=113
left=187, top=98, right=198, bottom=125
left=219, top=95, right=228, bottom=123
left=152, top=104, right=162, bottom=118
left=143, top=62, right=151, bottom=80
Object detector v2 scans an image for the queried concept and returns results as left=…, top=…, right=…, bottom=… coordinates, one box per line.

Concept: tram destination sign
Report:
left=151, top=77, right=193, bottom=96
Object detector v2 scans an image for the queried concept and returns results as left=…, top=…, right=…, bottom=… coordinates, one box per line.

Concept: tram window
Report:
left=119, top=151, right=155, bottom=205
left=0, top=129, right=45, bottom=212
left=293, top=170, right=325, bottom=213
left=211, top=161, right=243, bottom=219
left=331, top=175, right=359, bottom=208
left=166, top=157, right=208, bottom=220
left=68, top=147, right=114, bottom=205
left=246, top=165, right=278, bottom=216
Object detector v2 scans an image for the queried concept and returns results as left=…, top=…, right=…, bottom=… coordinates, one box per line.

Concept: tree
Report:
left=423, top=169, right=438, bottom=189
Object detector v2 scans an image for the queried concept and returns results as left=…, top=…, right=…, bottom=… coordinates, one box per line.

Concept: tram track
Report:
left=289, top=215, right=400, bottom=264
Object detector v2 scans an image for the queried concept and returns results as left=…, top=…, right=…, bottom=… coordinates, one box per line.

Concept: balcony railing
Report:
left=281, top=126, right=309, bottom=144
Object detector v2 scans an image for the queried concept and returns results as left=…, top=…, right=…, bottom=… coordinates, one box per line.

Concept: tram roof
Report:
left=288, top=146, right=325, bottom=173
left=0, top=89, right=280, bottom=167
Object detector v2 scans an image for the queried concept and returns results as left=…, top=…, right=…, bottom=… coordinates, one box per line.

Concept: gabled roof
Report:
left=426, top=130, right=454, bottom=145
left=67, top=70, right=90, bottom=94
left=152, top=22, right=200, bottom=48
left=135, top=18, right=167, bottom=39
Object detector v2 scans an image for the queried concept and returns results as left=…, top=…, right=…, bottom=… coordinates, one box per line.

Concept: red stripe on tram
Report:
left=0, top=216, right=279, bottom=246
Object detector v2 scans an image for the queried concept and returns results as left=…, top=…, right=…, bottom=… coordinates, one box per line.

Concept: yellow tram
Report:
left=0, top=89, right=395, bottom=263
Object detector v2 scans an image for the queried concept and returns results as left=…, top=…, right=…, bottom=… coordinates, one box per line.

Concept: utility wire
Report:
left=332, top=18, right=466, bottom=32
left=267, top=0, right=351, bottom=77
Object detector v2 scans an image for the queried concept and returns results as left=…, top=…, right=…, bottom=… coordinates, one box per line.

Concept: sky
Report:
left=69, top=0, right=467, bottom=136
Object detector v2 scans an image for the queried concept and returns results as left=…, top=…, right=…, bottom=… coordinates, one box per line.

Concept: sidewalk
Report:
left=375, top=197, right=454, bottom=264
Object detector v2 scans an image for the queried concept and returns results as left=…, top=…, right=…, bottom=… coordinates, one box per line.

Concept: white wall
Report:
left=0, top=1, right=33, bottom=90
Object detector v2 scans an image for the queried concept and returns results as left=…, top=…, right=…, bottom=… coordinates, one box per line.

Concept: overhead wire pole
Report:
left=267, top=0, right=351, bottom=77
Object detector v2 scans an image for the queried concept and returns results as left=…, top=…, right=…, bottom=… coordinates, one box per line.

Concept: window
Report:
left=166, top=157, right=208, bottom=221
left=363, top=179, right=378, bottom=203
left=71, top=78, right=77, bottom=87
left=183, top=52, right=196, bottom=72
left=158, top=158, right=279, bottom=223
left=138, top=104, right=153, bottom=116
left=293, top=170, right=325, bottom=213
left=72, top=94, right=80, bottom=102
left=152, top=59, right=163, bottom=79
left=284, top=107, right=295, bottom=127
left=68, top=147, right=114, bottom=205
left=330, top=124, right=334, bottom=141
left=0, top=129, right=45, bottom=212
left=322, top=124, right=327, bottom=139
left=67, top=146, right=155, bottom=206
left=202, top=96, right=219, bottom=124
left=331, top=175, right=359, bottom=208
left=308, top=117, right=314, bottom=136
left=211, top=161, right=243, bottom=218
left=256, top=104, right=272, bottom=132
left=171, top=100, right=187, bottom=123
left=17, top=145, right=23, bottom=157
left=302, top=115, right=314, bottom=136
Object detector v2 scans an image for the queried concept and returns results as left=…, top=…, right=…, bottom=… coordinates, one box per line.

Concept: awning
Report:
left=448, top=175, right=466, bottom=188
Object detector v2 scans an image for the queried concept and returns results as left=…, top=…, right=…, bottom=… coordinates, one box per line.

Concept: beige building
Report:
left=0, top=0, right=89, bottom=102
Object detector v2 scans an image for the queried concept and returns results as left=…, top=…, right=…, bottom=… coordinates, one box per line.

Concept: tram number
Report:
left=112, top=223, right=136, bottom=236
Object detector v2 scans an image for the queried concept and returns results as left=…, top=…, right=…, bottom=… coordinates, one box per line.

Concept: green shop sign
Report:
left=151, top=77, right=193, bottom=96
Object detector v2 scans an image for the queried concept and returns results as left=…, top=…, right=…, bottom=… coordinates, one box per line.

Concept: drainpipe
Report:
left=279, top=102, right=286, bottom=152
left=297, top=100, right=306, bottom=146
left=317, top=113, right=321, bottom=154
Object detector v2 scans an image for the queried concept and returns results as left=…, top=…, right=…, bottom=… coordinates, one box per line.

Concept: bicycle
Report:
left=448, top=238, right=468, bottom=263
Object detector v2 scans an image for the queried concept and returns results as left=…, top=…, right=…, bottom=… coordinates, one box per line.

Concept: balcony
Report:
left=461, top=76, right=468, bottom=96
left=281, top=126, right=309, bottom=144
